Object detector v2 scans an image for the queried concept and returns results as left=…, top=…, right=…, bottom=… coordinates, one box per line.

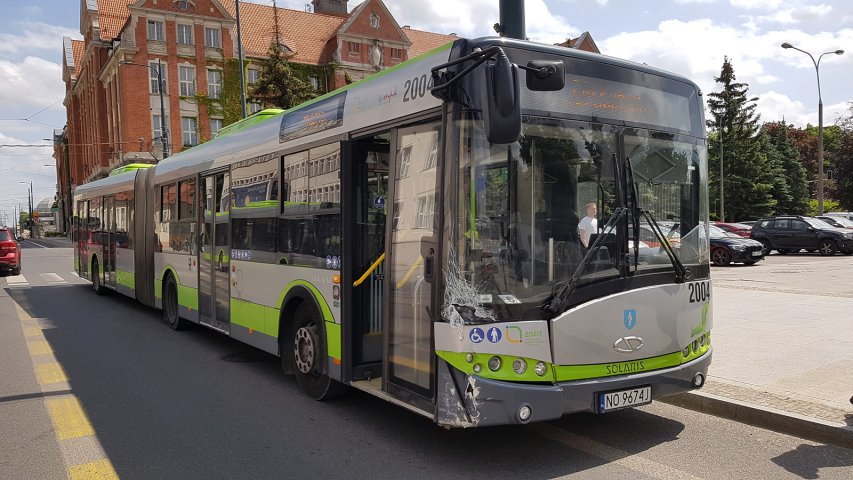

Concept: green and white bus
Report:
left=72, top=34, right=711, bottom=427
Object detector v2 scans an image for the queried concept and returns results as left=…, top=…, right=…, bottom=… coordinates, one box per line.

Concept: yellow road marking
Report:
left=23, top=326, right=43, bottom=337
left=46, top=396, right=95, bottom=440
left=35, top=362, right=69, bottom=385
left=28, top=340, right=53, bottom=356
left=67, top=459, right=119, bottom=480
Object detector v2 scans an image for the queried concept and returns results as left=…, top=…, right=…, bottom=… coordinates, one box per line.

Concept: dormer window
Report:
left=174, top=0, right=193, bottom=11
left=370, top=13, right=379, bottom=29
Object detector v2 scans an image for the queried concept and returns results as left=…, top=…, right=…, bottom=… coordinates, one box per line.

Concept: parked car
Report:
left=739, top=220, right=756, bottom=226
left=750, top=216, right=853, bottom=256
left=709, top=225, right=764, bottom=265
left=0, top=226, right=22, bottom=275
left=817, top=215, right=853, bottom=230
left=714, top=222, right=752, bottom=238
left=825, top=212, right=853, bottom=222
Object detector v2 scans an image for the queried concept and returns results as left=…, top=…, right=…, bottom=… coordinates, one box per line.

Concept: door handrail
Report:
left=353, top=252, right=385, bottom=287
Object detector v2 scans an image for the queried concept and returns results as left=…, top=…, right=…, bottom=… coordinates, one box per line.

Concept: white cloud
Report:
left=0, top=130, right=58, bottom=218
left=599, top=19, right=853, bottom=125
left=0, top=21, right=78, bottom=54
left=382, top=0, right=578, bottom=44
left=675, top=0, right=718, bottom=3
left=756, top=4, right=833, bottom=24
left=757, top=91, right=849, bottom=126
left=729, top=0, right=783, bottom=10
left=0, top=56, right=65, bottom=111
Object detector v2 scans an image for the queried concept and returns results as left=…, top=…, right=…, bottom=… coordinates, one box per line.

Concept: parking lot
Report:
left=709, top=251, right=853, bottom=415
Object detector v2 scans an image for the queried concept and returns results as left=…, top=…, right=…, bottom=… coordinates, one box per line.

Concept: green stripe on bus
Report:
left=553, top=348, right=709, bottom=382
left=325, top=322, right=341, bottom=360
left=116, top=269, right=135, bottom=290
left=231, top=298, right=279, bottom=337
left=437, top=351, right=554, bottom=383
left=155, top=265, right=198, bottom=310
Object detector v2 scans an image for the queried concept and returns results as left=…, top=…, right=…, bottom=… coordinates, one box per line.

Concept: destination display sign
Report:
left=521, top=73, right=694, bottom=133
left=279, top=92, right=347, bottom=143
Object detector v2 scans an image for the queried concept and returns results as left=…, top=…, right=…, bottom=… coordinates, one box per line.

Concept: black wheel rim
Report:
left=820, top=241, right=835, bottom=255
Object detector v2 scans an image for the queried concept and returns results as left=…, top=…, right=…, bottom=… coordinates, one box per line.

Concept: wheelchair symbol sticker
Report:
left=469, top=327, right=485, bottom=344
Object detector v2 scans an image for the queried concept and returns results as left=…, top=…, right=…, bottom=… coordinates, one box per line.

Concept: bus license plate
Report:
left=751, top=251, right=762, bottom=256
left=599, top=386, right=652, bottom=412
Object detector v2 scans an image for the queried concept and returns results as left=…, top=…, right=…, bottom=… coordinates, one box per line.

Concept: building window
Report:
left=210, top=118, right=223, bottom=137
left=174, top=0, right=190, bottom=10
left=182, top=117, right=198, bottom=146
left=176, top=24, right=194, bottom=45
left=149, top=62, right=166, bottom=94
left=205, top=27, right=221, bottom=48
left=370, top=13, right=379, bottom=29
left=248, top=101, right=262, bottom=114
left=424, top=140, right=438, bottom=170
left=247, top=68, right=260, bottom=85
left=147, top=20, right=165, bottom=41
left=414, top=195, right=435, bottom=230
left=152, top=114, right=168, bottom=140
left=347, top=41, right=360, bottom=54
left=161, top=184, right=177, bottom=222
left=179, top=66, right=196, bottom=96
left=398, top=146, right=412, bottom=178
left=308, top=76, right=319, bottom=91
left=390, top=48, right=404, bottom=61
left=207, top=69, right=222, bottom=99
left=178, top=179, right=196, bottom=220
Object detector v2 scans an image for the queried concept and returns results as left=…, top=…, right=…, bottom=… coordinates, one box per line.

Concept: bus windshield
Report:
left=448, top=113, right=708, bottom=323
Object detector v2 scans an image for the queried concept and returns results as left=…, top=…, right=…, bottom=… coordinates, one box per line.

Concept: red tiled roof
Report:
left=403, top=28, right=456, bottom=58
left=71, top=40, right=85, bottom=77
left=221, top=0, right=346, bottom=63
left=97, top=0, right=135, bottom=41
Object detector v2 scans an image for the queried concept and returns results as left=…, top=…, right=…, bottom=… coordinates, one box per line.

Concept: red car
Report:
left=714, top=222, right=752, bottom=238
left=0, top=226, right=22, bottom=275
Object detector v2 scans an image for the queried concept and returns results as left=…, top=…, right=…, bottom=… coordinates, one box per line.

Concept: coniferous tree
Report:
left=763, top=121, right=810, bottom=214
left=251, top=42, right=318, bottom=110
left=706, top=57, right=776, bottom=221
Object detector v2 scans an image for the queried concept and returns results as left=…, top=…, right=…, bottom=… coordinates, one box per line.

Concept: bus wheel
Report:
left=291, top=303, right=347, bottom=400
left=163, top=275, right=188, bottom=330
left=92, top=259, right=104, bottom=295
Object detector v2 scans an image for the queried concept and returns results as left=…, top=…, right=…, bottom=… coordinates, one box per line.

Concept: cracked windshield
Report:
left=450, top=116, right=708, bottom=323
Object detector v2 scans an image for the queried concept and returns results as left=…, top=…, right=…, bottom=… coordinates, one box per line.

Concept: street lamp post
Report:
left=120, top=59, right=170, bottom=158
left=19, top=181, right=33, bottom=237
left=780, top=43, right=844, bottom=215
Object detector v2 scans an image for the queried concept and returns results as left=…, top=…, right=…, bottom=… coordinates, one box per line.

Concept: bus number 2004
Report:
left=688, top=281, right=710, bottom=303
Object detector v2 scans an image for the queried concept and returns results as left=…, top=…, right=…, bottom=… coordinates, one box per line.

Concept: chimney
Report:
left=311, top=0, right=348, bottom=16
left=498, top=0, right=525, bottom=40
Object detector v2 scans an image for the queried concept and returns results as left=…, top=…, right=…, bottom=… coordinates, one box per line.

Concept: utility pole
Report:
left=236, top=0, right=248, bottom=118
left=719, top=127, right=725, bottom=222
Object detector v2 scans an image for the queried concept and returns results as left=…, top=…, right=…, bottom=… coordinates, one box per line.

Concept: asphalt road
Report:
left=1, top=241, right=851, bottom=479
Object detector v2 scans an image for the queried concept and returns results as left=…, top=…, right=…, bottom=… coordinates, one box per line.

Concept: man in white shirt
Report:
left=578, top=202, right=598, bottom=247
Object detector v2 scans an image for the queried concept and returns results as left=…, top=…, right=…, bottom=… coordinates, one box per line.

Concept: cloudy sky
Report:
left=0, top=0, right=851, bottom=222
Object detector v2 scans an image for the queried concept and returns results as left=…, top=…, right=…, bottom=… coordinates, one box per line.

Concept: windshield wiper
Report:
left=544, top=207, right=627, bottom=317
left=641, top=209, right=688, bottom=282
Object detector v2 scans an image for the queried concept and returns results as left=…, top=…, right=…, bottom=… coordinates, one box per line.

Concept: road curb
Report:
left=660, top=390, right=853, bottom=450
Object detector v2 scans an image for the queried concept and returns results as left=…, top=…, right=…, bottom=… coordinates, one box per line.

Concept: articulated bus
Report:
left=73, top=35, right=711, bottom=427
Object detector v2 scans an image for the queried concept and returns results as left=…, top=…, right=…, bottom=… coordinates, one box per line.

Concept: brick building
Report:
left=54, top=0, right=598, bottom=231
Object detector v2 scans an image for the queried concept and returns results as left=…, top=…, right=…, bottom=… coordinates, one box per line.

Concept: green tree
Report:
left=706, top=57, right=777, bottom=221
left=251, top=42, right=318, bottom=110
left=833, top=102, right=853, bottom=209
left=762, top=121, right=810, bottom=214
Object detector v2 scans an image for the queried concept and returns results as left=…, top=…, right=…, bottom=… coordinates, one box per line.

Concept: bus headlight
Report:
left=465, top=353, right=474, bottom=363
left=488, top=356, right=502, bottom=371
left=682, top=347, right=690, bottom=358
left=534, top=361, right=548, bottom=377
left=692, top=340, right=699, bottom=353
left=513, top=358, right=527, bottom=375
left=473, top=363, right=482, bottom=374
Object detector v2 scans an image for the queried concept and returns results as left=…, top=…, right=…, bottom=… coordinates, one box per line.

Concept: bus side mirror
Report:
left=484, top=51, right=521, bottom=144
left=526, top=60, right=565, bottom=91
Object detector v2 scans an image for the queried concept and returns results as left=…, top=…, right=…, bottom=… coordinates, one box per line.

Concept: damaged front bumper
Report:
left=436, top=348, right=712, bottom=428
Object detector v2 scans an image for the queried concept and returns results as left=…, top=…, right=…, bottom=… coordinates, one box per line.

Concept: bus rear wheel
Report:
left=91, top=258, right=104, bottom=295
left=291, top=303, right=347, bottom=400
left=163, top=275, right=188, bottom=330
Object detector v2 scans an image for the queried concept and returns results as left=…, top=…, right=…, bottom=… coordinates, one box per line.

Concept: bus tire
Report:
left=163, top=274, right=188, bottom=330
left=291, top=303, right=347, bottom=400
left=92, top=258, right=104, bottom=295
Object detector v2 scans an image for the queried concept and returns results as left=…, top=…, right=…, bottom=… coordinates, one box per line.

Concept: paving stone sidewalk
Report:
left=709, top=255, right=853, bottom=426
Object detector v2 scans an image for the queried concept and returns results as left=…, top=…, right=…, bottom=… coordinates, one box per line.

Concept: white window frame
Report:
left=247, top=68, right=260, bottom=85
left=176, top=24, right=194, bottom=45
left=415, top=195, right=435, bottom=230
left=152, top=114, right=169, bottom=140
left=370, top=13, right=379, bottom=29
left=205, top=27, right=221, bottom=48
left=147, top=20, right=165, bottom=41
left=179, top=65, right=196, bottom=96
left=149, top=61, right=167, bottom=94
left=210, top=117, right=223, bottom=137
left=398, top=146, right=412, bottom=178
left=248, top=101, right=262, bottom=114
left=207, top=69, right=222, bottom=99
left=181, top=116, right=198, bottom=146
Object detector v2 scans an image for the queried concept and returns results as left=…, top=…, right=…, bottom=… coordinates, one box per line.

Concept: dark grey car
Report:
left=750, top=216, right=853, bottom=256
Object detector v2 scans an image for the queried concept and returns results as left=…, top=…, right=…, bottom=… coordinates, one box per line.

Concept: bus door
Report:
left=198, top=171, right=231, bottom=333
left=384, top=121, right=441, bottom=406
left=103, top=195, right=116, bottom=288
left=346, top=134, right=391, bottom=379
